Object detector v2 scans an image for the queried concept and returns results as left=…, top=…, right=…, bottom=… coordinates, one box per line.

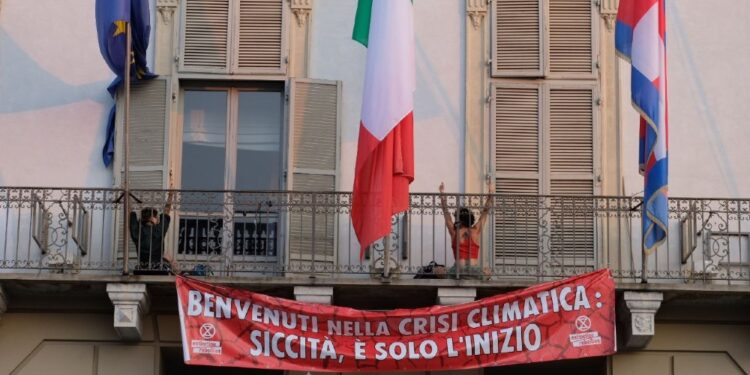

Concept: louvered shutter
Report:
left=492, top=83, right=542, bottom=262
left=547, top=85, right=597, bottom=264
left=286, top=79, right=340, bottom=275
left=113, top=78, right=172, bottom=266
left=548, top=0, right=594, bottom=75
left=122, top=79, right=171, bottom=188
left=180, top=0, right=231, bottom=73
left=492, top=0, right=544, bottom=77
left=235, top=0, right=286, bottom=74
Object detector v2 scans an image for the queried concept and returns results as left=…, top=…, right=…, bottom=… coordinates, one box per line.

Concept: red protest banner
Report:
left=176, top=269, right=616, bottom=372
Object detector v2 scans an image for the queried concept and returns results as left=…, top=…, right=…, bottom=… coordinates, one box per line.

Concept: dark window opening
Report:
left=483, top=356, right=607, bottom=375
left=161, top=347, right=283, bottom=375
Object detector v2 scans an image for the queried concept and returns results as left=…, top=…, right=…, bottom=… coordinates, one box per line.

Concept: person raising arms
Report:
left=439, top=180, right=494, bottom=279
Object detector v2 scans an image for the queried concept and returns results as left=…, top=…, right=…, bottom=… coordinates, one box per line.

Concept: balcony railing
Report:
left=1, top=187, right=748, bottom=285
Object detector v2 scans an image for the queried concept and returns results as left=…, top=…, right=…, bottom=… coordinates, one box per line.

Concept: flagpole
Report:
left=641, top=241, right=648, bottom=283
left=122, top=21, right=132, bottom=275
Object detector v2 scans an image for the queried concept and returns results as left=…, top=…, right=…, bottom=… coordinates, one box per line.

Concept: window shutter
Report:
left=492, top=83, right=542, bottom=261
left=180, top=0, right=231, bottom=73
left=492, top=0, right=544, bottom=77
left=179, top=0, right=286, bottom=75
left=286, top=79, right=340, bottom=274
left=235, top=0, right=286, bottom=74
left=549, top=88, right=594, bottom=176
left=548, top=85, right=596, bottom=263
left=548, top=0, right=594, bottom=75
left=114, top=78, right=171, bottom=189
left=113, top=77, right=172, bottom=265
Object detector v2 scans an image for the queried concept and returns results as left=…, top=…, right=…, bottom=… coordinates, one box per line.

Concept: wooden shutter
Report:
left=180, top=0, right=286, bottom=75
left=114, top=78, right=171, bottom=189
left=547, top=85, right=596, bottom=262
left=235, top=0, right=286, bottom=73
left=548, top=0, right=594, bottom=75
left=286, top=79, right=340, bottom=274
left=492, top=0, right=544, bottom=77
left=113, top=77, right=172, bottom=264
left=492, top=83, right=542, bottom=261
left=181, top=0, right=231, bottom=73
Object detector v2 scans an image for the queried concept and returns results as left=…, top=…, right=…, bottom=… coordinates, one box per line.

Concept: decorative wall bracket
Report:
left=107, top=283, right=150, bottom=341
left=618, top=291, right=663, bottom=349
left=466, top=0, right=488, bottom=30
left=437, top=288, right=476, bottom=305
left=599, top=0, right=619, bottom=30
left=294, top=286, right=333, bottom=305
left=157, top=0, right=179, bottom=25
left=291, top=0, right=312, bottom=27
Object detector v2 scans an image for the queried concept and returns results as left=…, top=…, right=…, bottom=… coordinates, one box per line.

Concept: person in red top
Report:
left=439, top=180, right=494, bottom=279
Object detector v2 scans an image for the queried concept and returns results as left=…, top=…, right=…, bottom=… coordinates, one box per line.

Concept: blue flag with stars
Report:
left=95, top=0, right=156, bottom=167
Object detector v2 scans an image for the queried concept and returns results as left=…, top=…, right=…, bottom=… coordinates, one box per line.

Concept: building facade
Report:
left=1, top=0, right=749, bottom=374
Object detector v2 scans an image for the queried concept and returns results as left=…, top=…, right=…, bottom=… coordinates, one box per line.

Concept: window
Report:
left=490, top=0, right=599, bottom=271
left=177, top=84, right=283, bottom=258
left=180, top=86, right=283, bottom=193
left=114, top=0, right=337, bottom=274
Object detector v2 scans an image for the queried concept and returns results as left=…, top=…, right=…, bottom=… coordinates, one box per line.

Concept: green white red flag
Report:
left=351, top=0, right=415, bottom=255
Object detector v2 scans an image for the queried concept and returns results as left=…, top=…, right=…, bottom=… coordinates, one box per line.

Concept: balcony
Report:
left=0, top=187, right=748, bottom=288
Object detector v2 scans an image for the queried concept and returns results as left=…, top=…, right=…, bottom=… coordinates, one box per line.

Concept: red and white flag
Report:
left=351, top=0, right=415, bottom=255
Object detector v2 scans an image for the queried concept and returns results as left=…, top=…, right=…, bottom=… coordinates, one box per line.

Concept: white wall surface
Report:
left=0, top=0, right=156, bottom=187
left=3, top=0, right=745, bottom=199
left=309, top=0, right=466, bottom=194
left=620, top=0, right=750, bottom=198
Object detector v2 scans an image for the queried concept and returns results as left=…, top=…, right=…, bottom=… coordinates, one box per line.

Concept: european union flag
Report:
left=96, top=0, right=156, bottom=167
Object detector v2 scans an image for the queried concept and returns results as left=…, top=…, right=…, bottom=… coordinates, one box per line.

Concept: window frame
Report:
left=176, top=81, right=286, bottom=193
left=174, top=81, right=286, bottom=263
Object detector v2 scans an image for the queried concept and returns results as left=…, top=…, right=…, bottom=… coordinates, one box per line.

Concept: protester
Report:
left=130, top=191, right=174, bottom=274
left=439, top=181, right=494, bottom=279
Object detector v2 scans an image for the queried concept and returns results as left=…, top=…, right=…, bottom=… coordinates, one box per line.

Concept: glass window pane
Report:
left=181, top=90, right=228, bottom=191
left=236, top=91, right=282, bottom=191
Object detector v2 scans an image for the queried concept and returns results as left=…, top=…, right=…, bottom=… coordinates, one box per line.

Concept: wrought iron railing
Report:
left=0, top=187, right=748, bottom=285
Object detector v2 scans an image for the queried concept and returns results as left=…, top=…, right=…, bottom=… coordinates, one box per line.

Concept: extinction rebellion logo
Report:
left=568, top=315, right=602, bottom=347
left=575, top=316, right=591, bottom=332
left=192, top=323, right=222, bottom=355
left=200, top=323, right=217, bottom=339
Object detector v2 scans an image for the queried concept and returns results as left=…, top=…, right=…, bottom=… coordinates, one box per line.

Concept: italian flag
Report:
left=351, top=0, right=415, bottom=255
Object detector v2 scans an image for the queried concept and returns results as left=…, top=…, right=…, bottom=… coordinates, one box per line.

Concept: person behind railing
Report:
left=439, top=181, right=494, bottom=279
left=129, top=191, right=174, bottom=275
